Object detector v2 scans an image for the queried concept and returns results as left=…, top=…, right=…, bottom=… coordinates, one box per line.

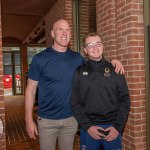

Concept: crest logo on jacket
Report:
left=104, top=67, right=110, bottom=77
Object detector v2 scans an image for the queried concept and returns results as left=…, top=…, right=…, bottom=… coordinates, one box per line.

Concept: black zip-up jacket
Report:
left=71, top=58, right=130, bottom=132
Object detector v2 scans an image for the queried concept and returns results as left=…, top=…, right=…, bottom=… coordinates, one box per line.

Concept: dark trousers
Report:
left=80, top=124, right=122, bottom=150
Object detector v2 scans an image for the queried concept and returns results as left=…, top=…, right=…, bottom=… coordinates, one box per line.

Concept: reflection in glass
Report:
left=15, top=53, right=20, bottom=65
left=3, top=53, right=12, bottom=65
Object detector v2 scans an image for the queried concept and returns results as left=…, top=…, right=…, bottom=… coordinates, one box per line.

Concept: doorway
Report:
left=3, top=48, right=22, bottom=95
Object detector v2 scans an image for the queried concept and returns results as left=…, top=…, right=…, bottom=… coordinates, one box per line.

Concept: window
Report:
left=27, top=46, right=46, bottom=68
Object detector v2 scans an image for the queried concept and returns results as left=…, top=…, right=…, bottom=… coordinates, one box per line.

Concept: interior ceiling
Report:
left=1, top=0, right=56, bottom=45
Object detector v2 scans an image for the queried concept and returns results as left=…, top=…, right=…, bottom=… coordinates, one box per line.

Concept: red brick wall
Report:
left=78, top=0, right=96, bottom=54
left=96, top=0, right=146, bottom=149
left=96, top=0, right=117, bottom=59
left=64, top=0, right=73, bottom=48
left=45, top=0, right=74, bottom=49
left=0, top=0, right=6, bottom=149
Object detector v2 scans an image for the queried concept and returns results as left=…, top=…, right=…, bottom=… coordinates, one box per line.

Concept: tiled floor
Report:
left=5, top=96, right=80, bottom=150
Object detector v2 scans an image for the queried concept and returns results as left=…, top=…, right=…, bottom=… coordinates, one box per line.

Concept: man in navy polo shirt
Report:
left=25, top=19, right=124, bottom=150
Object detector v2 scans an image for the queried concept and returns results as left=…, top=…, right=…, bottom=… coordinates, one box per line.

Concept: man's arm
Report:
left=110, top=59, right=124, bottom=74
left=25, top=78, right=38, bottom=139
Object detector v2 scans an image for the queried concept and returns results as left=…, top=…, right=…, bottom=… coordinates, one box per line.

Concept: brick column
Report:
left=116, top=1, right=146, bottom=149
left=20, top=45, right=28, bottom=95
left=96, top=0, right=146, bottom=149
left=0, top=0, right=6, bottom=149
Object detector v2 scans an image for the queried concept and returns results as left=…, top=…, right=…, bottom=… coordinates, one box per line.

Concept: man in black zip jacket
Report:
left=71, top=32, right=130, bottom=150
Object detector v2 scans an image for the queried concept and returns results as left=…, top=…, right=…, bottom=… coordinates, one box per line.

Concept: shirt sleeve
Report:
left=28, top=55, right=42, bottom=81
left=113, top=74, right=130, bottom=132
left=71, top=68, right=93, bottom=131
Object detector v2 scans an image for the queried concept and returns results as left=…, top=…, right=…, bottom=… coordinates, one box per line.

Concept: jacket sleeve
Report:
left=113, top=74, right=130, bottom=132
left=71, top=68, right=92, bottom=131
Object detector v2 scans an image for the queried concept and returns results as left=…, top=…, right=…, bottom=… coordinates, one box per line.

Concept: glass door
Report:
left=3, top=53, right=13, bottom=95
left=3, top=51, right=22, bottom=95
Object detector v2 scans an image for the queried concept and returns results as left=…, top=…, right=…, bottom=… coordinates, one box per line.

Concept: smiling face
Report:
left=84, top=35, right=103, bottom=61
left=51, top=19, right=71, bottom=52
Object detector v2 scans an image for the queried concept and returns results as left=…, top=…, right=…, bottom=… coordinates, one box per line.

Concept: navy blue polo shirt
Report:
left=28, top=47, right=84, bottom=119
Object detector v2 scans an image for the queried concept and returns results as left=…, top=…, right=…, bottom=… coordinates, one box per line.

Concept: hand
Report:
left=110, top=59, right=124, bottom=74
left=26, top=119, right=38, bottom=140
left=87, top=126, right=105, bottom=140
left=104, top=126, right=119, bottom=142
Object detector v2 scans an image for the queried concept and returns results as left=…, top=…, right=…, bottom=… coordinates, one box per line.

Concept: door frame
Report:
left=144, top=0, right=150, bottom=149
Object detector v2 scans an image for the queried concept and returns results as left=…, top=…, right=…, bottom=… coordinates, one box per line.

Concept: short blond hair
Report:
left=83, top=32, right=102, bottom=48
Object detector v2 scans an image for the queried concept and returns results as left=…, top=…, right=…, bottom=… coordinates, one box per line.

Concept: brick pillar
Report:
left=96, top=0, right=146, bottom=149
left=116, top=1, right=146, bottom=149
left=0, top=0, right=6, bottom=149
left=20, top=45, right=28, bottom=95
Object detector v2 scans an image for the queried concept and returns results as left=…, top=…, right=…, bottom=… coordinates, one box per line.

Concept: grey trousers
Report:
left=37, top=116, right=78, bottom=150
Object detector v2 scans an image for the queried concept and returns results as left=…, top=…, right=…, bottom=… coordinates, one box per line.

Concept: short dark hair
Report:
left=83, top=32, right=102, bottom=48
